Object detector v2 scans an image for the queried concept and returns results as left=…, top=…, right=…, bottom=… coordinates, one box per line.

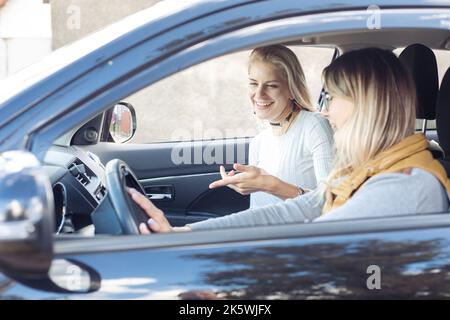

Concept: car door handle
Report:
left=144, top=185, right=174, bottom=201
left=148, top=193, right=172, bottom=200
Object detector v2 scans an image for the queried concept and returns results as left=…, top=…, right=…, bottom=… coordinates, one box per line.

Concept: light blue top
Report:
left=187, top=168, right=450, bottom=230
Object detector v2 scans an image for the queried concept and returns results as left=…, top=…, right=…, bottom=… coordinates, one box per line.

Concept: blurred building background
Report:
left=0, top=0, right=158, bottom=80
left=50, top=0, right=158, bottom=49
left=0, top=0, right=51, bottom=79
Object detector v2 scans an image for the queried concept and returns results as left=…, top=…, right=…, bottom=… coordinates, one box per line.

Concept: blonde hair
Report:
left=323, top=47, right=417, bottom=180
left=249, top=45, right=314, bottom=111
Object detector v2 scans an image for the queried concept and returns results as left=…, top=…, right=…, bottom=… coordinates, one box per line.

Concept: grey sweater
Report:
left=187, top=168, right=450, bottom=230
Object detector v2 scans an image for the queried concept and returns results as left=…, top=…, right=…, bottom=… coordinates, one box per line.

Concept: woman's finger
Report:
left=227, top=184, right=240, bottom=192
left=128, top=188, right=159, bottom=213
left=219, top=165, right=228, bottom=179
left=147, top=218, right=161, bottom=232
left=233, top=163, right=251, bottom=172
left=128, top=188, right=172, bottom=232
left=209, top=175, right=240, bottom=188
left=139, top=222, right=151, bottom=234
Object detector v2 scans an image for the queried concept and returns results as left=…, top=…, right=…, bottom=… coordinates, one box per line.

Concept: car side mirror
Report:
left=109, top=101, right=136, bottom=143
left=0, top=151, right=54, bottom=278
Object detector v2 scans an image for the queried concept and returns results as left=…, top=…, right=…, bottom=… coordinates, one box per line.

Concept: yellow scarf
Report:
left=323, top=134, right=450, bottom=214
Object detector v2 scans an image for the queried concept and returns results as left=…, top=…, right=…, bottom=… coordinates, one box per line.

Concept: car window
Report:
left=123, top=46, right=335, bottom=144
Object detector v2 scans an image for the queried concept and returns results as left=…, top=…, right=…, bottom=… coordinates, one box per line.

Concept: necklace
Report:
left=269, top=100, right=302, bottom=136
left=269, top=108, right=295, bottom=127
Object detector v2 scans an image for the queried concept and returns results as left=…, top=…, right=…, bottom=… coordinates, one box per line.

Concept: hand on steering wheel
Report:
left=127, top=188, right=173, bottom=233
left=103, top=159, right=152, bottom=234
left=102, top=159, right=191, bottom=234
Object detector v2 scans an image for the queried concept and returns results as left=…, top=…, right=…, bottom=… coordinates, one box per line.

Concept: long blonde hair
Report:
left=249, top=45, right=314, bottom=111
left=323, top=47, right=417, bottom=180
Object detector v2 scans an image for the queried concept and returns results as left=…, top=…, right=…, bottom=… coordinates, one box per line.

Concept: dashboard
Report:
left=43, top=145, right=107, bottom=234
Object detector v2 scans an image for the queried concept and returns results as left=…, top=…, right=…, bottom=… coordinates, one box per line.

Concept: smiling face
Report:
left=321, top=95, right=355, bottom=131
left=248, top=60, right=292, bottom=122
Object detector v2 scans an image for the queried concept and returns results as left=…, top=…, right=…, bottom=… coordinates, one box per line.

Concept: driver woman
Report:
left=129, top=47, right=450, bottom=233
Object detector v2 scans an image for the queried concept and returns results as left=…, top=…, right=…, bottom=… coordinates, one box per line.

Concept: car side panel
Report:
left=2, top=227, right=450, bottom=299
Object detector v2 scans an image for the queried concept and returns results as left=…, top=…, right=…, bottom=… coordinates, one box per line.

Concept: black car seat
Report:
left=399, top=43, right=444, bottom=158
left=436, top=67, right=450, bottom=176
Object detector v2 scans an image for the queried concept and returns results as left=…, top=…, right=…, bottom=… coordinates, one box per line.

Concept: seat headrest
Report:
left=399, top=44, right=438, bottom=120
left=437, top=67, right=450, bottom=156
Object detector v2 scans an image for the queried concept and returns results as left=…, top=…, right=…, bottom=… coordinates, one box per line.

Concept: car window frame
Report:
left=97, top=45, right=338, bottom=145
left=18, top=7, right=450, bottom=251
left=53, top=213, right=450, bottom=255
left=29, top=7, right=450, bottom=155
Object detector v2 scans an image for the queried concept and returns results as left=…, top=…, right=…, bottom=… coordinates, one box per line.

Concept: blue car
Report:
left=2, top=0, right=450, bottom=299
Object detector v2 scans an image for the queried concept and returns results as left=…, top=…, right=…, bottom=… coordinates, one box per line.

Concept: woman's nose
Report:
left=254, top=85, right=266, bottom=98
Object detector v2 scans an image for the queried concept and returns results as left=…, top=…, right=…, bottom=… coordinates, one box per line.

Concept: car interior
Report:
left=41, top=27, right=450, bottom=237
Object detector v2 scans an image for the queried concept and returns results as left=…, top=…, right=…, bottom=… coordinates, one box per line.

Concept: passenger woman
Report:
left=209, top=45, right=334, bottom=208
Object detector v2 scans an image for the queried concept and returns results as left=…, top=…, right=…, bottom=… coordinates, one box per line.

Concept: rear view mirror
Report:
left=109, top=102, right=136, bottom=143
left=0, top=151, right=54, bottom=278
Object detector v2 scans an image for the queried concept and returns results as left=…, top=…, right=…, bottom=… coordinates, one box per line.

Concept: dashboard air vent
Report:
left=68, top=160, right=91, bottom=186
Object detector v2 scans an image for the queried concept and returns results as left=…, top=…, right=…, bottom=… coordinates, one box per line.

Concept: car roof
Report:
left=284, top=28, right=450, bottom=53
left=1, top=0, right=449, bottom=106
left=0, top=0, right=237, bottom=104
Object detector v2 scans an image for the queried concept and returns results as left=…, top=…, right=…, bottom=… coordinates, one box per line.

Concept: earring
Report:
left=291, top=98, right=301, bottom=111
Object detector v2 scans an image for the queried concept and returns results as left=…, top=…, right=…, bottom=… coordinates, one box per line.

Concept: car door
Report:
left=83, top=138, right=251, bottom=227
left=3, top=214, right=450, bottom=300
left=5, top=0, right=450, bottom=301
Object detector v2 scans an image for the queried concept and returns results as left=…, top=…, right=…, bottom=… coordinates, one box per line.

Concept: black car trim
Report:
left=54, top=212, right=450, bottom=255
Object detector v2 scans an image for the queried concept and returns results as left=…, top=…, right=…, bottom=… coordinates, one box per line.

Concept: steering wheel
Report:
left=104, top=159, right=149, bottom=234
